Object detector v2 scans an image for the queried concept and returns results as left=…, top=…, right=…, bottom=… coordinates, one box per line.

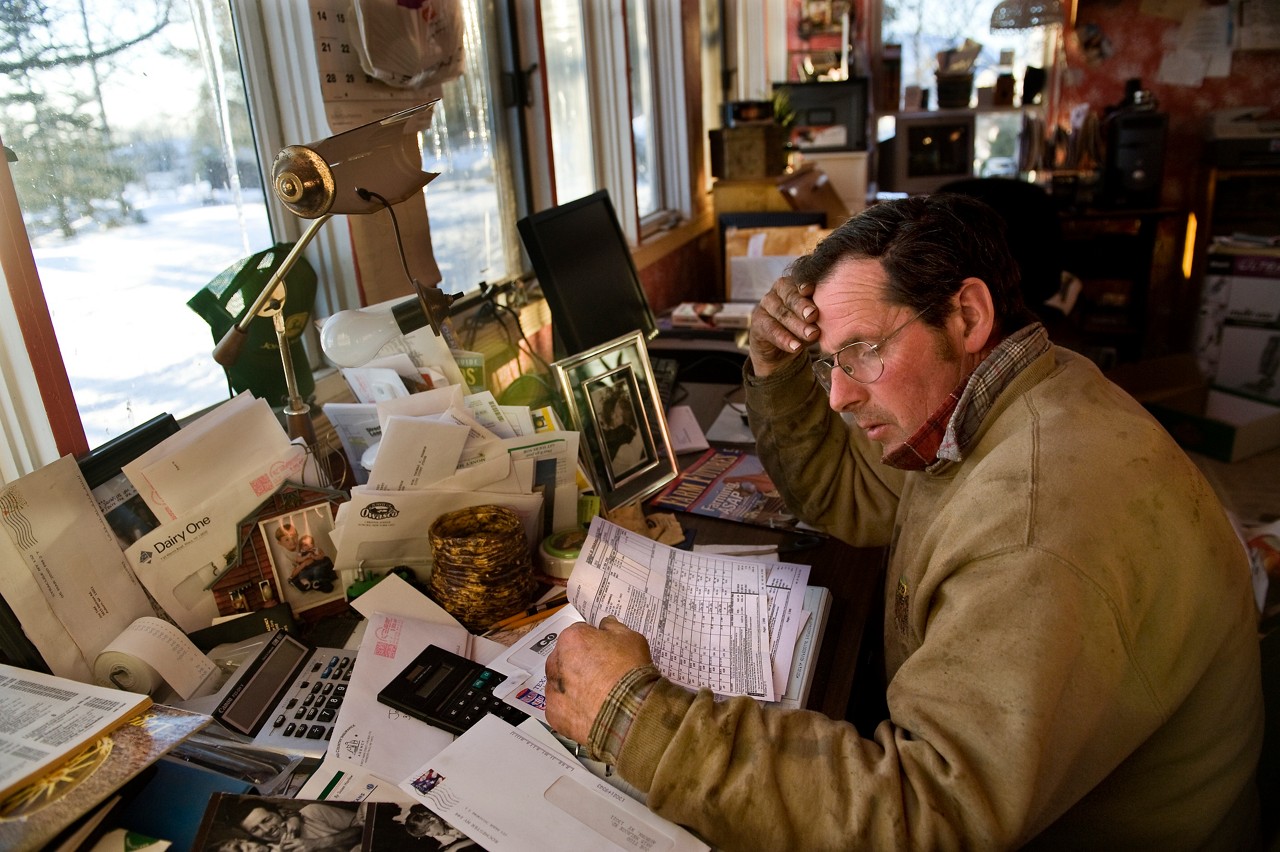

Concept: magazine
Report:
left=648, top=447, right=799, bottom=529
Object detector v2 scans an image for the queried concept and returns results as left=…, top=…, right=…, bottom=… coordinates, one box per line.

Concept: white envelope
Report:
left=401, top=714, right=710, bottom=852
left=121, top=392, right=259, bottom=520
left=333, top=488, right=544, bottom=574
left=0, top=456, right=155, bottom=682
left=367, top=416, right=470, bottom=490
left=326, top=610, right=468, bottom=782
left=135, top=397, right=298, bottom=520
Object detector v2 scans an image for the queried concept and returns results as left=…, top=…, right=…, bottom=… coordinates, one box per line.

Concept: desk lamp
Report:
left=212, top=101, right=451, bottom=443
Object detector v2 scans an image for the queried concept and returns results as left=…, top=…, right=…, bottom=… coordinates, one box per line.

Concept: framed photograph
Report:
left=551, top=331, right=678, bottom=512
left=258, top=502, right=343, bottom=616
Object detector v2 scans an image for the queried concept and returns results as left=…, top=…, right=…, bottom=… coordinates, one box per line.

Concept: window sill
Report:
left=633, top=209, right=715, bottom=273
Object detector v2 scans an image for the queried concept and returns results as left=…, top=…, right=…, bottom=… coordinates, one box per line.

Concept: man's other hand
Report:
left=544, top=616, right=653, bottom=744
left=748, top=275, right=820, bottom=377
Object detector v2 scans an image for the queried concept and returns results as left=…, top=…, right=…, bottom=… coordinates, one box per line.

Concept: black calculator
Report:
left=377, top=644, right=529, bottom=735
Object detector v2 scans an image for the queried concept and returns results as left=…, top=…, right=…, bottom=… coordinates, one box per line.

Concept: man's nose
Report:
left=827, top=368, right=870, bottom=411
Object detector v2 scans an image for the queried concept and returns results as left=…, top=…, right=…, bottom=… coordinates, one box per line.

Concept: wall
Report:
left=1062, top=0, right=1280, bottom=210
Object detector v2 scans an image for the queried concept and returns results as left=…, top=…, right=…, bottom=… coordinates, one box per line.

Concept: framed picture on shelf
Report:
left=551, top=331, right=677, bottom=512
left=258, top=502, right=343, bottom=616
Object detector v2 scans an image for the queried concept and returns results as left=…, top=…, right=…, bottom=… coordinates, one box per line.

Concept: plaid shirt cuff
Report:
left=587, top=664, right=662, bottom=764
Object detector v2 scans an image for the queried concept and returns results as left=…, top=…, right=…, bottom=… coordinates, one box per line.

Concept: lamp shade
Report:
left=272, top=101, right=439, bottom=219
left=320, top=308, right=402, bottom=367
left=990, top=0, right=1063, bottom=29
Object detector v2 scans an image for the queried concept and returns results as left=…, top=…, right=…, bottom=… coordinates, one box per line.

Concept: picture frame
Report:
left=77, top=413, right=181, bottom=549
left=258, top=502, right=344, bottom=616
left=551, top=330, right=678, bottom=512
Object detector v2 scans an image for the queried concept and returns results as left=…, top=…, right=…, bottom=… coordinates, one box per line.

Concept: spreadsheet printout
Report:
left=569, top=517, right=776, bottom=700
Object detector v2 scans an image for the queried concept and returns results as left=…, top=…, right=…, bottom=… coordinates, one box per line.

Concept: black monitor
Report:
left=517, top=190, right=659, bottom=357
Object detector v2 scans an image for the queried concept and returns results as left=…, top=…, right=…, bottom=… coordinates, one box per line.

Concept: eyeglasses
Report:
left=812, top=311, right=924, bottom=391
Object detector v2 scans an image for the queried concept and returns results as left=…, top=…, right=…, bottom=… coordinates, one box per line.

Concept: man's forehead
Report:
left=814, top=257, right=900, bottom=343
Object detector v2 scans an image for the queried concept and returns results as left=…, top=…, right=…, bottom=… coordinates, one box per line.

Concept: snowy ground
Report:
left=31, top=177, right=502, bottom=449
left=31, top=191, right=271, bottom=448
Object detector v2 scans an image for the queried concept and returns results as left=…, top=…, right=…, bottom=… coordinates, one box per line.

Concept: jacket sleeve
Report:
left=745, top=357, right=904, bottom=547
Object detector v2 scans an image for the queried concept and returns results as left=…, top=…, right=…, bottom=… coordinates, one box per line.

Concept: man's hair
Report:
left=274, top=522, right=297, bottom=542
left=789, top=194, right=1036, bottom=334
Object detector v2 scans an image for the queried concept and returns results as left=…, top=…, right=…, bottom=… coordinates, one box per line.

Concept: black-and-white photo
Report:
left=587, top=368, right=653, bottom=486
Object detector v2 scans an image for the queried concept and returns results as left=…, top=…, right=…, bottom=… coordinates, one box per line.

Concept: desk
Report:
left=668, top=382, right=886, bottom=723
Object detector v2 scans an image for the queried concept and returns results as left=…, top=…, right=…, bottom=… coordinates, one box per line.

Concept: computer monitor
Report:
left=517, top=190, right=659, bottom=357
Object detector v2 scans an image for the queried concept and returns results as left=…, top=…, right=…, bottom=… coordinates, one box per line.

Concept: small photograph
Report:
left=194, top=794, right=365, bottom=851
left=585, top=367, right=654, bottom=488
left=259, top=503, right=342, bottom=616
left=374, top=801, right=478, bottom=851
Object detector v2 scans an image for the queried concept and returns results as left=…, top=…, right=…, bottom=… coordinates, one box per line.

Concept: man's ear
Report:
left=953, top=277, right=996, bottom=355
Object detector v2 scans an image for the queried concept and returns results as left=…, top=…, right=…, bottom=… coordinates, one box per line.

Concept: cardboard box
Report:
left=709, top=125, right=788, bottom=180
left=1107, top=355, right=1280, bottom=462
left=1197, top=246, right=1280, bottom=379
left=724, top=225, right=830, bottom=302
left=1211, top=323, right=1280, bottom=405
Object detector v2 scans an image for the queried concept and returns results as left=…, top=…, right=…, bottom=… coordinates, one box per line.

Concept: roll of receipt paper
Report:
left=93, top=616, right=217, bottom=699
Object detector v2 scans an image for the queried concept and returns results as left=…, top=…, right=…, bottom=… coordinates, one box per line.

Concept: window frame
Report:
left=518, top=0, right=692, bottom=246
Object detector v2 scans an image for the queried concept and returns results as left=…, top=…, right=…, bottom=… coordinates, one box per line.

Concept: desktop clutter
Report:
left=0, top=303, right=826, bottom=852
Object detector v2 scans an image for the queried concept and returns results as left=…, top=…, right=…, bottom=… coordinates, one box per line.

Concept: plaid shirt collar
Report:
left=881, top=323, right=1049, bottom=471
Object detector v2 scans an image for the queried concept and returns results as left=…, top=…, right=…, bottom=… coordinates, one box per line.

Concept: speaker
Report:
left=1100, top=110, right=1168, bottom=208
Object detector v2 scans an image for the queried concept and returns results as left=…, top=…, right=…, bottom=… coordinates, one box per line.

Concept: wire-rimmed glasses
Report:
left=812, top=311, right=924, bottom=391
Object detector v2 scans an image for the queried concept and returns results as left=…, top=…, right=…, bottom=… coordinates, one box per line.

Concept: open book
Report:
left=0, top=663, right=153, bottom=804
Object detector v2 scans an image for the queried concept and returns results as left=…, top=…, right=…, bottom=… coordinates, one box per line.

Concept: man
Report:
left=545, top=195, right=1264, bottom=850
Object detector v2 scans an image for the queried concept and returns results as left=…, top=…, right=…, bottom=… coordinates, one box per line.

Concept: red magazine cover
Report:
left=648, top=447, right=799, bottom=529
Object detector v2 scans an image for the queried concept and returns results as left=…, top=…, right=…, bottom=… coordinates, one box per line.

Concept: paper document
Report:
left=401, top=714, right=710, bottom=852
left=569, top=517, right=775, bottom=700
left=0, top=456, right=156, bottom=682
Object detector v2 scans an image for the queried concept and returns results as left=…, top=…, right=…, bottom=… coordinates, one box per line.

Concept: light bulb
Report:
left=320, top=308, right=402, bottom=367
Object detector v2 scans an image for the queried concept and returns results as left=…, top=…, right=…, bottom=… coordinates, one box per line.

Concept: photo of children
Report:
left=259, top=504, right=342, bottom=615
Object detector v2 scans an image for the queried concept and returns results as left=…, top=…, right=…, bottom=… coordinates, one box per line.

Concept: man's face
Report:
left=277, top=528, right=298, bottom=552
left=241, top=806, right=288, bottom=841
left=812, top=258, right=967, bottom=454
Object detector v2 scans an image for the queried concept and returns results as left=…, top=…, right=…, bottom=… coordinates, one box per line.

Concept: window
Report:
left=1, top=0, right=272, bottom=449
left=1, top=0, right=524, bottom=456
left=420, top=0, right=524, bottom=296
left=538, top=0, right=596, bottom=205
left=526, top=0, right=689, bottom=243
left=880, top=0, right=1057, bottom=177
left=628, top=0, right=658, bottom=218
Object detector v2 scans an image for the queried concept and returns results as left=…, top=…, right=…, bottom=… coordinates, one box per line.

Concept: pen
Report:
left=483, top=596, right=568, bottom=634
